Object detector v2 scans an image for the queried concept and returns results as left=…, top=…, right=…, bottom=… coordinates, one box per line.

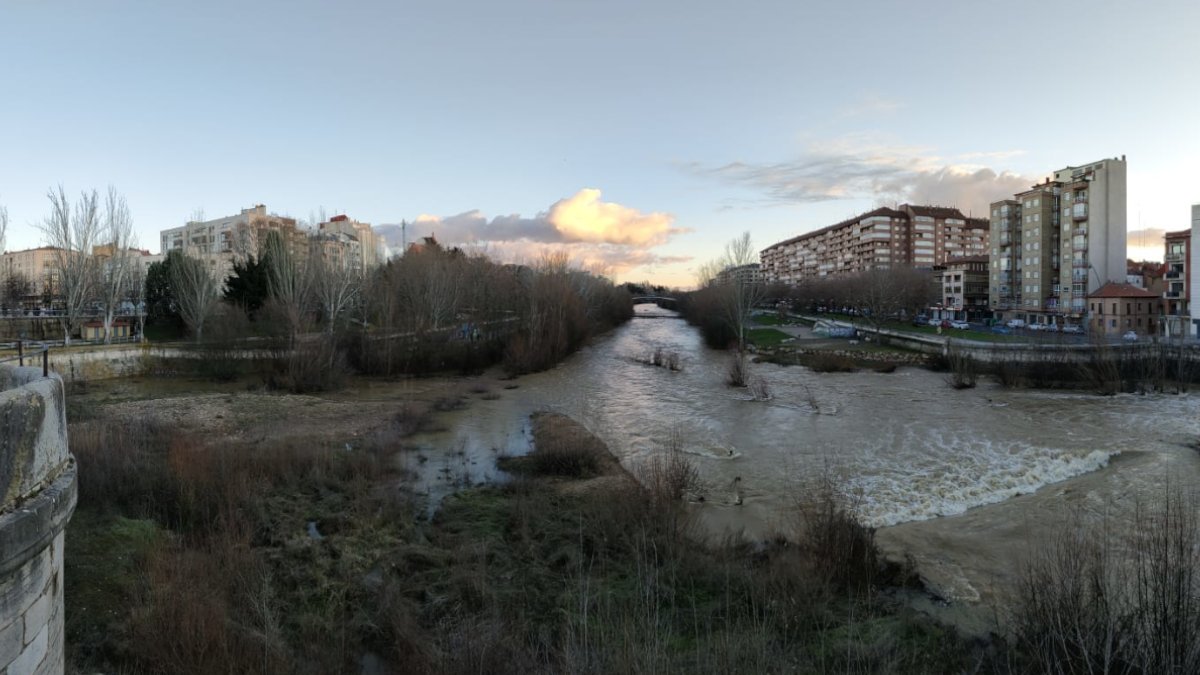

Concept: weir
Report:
left=0, top=365, right=75, bottom=675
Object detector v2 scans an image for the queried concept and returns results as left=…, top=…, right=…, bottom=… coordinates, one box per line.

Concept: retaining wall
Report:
left=0, top=366, right=75, bottom=675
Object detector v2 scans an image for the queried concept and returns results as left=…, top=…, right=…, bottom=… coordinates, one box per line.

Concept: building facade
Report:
left=760, top=204, right=988, bottom=284
left=1191, top=205, right=1200, bottom=338
left=1087, top=282, right=1160, bottom=337
left=0, top=247, right=63, bottom=307
left=932, top=255, right=989, bottom=321
left=318, top=215, right=382, bottom=271
left=989, top=156, right=1127, bottom=328
left=715, top=263, right=762, bottom=286
left=1162, top=229, right=1191, bottom=339
left=159, top=205, right=307, bottom=281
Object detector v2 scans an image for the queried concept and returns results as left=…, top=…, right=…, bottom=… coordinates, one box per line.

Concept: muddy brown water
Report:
left=403, top=304, right=1200, bottom=631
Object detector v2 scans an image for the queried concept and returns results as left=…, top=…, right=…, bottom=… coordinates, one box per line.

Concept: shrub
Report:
left=263, top=336, right=350, bottom=393
left=1011, top=487, right=1200, bottom=674
left=945, top=345, right=978, bottom=389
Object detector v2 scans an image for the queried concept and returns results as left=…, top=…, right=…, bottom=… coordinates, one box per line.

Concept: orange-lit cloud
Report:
left=375, top=189, right=690, bottom=279
left=547, top=188, right=679, bottom=246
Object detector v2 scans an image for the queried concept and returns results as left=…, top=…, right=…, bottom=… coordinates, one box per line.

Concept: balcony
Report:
left=1072, top=227, right=1088, bottom=237
left=1165, top=270, right=1183, bottom=280
left=1165, top=252, right=1185, bottom=262
left=1072, top=203, right=1088, bottom=220
left=1165, top=291, right=1182, bottom=299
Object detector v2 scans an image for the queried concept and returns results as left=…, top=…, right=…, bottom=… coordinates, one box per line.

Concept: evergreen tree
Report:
left=145, top=250, right=183, bottom=329
left=224, top=254, right=271, bottom=317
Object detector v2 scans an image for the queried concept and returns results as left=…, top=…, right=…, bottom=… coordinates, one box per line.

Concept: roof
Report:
left=761, top=203, right=973, bottom=253
left=1164, top=229, right=1191, bottom=239
left=1088, top=282, right=1159, bottom=299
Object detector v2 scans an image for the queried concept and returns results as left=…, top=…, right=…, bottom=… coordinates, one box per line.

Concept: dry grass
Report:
left=1011, top=487, right=1200, bottom=674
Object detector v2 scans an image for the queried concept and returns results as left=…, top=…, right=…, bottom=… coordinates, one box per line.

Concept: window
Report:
left=1111, top=319, right=1117, bottom=328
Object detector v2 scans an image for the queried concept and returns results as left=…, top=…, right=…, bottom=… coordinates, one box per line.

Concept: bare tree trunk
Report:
left=171, top=252, right=219, bottom=342
left=38, top=186, right=101, bottom=346
left=99, top=186, right=135, bottom=344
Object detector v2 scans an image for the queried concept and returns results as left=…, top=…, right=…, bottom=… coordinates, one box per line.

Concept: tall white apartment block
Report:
left=1053, top=157, right=1127, bottom=313
left=988, top=156, right=1127, bottom=327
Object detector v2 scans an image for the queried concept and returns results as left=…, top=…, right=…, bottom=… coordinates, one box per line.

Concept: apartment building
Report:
left=1162, top=230, right=1190, bottom=339
left=932, top=255, right=989, bottom=321
left=989, top=156, right=1127, bottom=328
left=1191, top=205, right=1200, bottom=338
left=317, top=214, right=382, bottom=271
left=715, top=263, right=762, bottom=286
left=760, top=204, right=988, bottom=284
left=0, top=247, right=63, bottom=306
left=160, top=205, right=307, bottom=281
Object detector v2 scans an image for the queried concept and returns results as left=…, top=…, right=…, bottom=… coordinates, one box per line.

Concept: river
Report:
left=406, top=304, right=1200, bottom=625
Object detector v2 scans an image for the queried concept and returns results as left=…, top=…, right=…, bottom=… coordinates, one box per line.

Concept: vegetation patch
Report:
left=746, top=327, right=791, bottom=348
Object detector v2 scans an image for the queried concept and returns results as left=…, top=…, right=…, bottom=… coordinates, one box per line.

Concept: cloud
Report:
left=1126, top=227, right=1167, bottom=243
left=376, top=189, right=689, bottom=276
left=548, top=188, right=679, bottom=246
left=685, top=136, right=1037, bottom=216
left=840, top=94, right=903, bottom=117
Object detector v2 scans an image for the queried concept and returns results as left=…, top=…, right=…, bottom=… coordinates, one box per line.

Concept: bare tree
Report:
left=97, top=186, right=136, bottom=343
left=845, top=267, right=937, bottom=328
left=309, top=240, right=360, bottom=335
left=700, top=231, right=766, bottom=353
left=171, top=252, right=220, bottom=342
left=127, top=258, right=147, bottom=341
left=3, top=272, right=32, bottom=310
left=265, top=230, right=312, bottom=345
left=0, top=196, right=8, bottom=254
left=38, top=186, right=101, bottom=344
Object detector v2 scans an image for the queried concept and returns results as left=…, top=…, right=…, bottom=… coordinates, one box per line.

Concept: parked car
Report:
left=912, top=314, right=929, bottom=326
left=1061, top=325, right=1083, bottom=334
left=950, top=320, right=970, bottom=330
left=927, top=318, right=942, bottom=327
left=1045, top=324, right=1060, bottom=332
left=991, top=325, right=1013, bottom=335
left=1123, top=330, right=1139, bottom=342
left=1006, top=319, right=1026, bottom=328
left=1027, top=323, right=1046, bottom=331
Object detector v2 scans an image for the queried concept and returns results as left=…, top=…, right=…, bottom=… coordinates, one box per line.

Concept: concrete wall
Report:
left=0, top=366, right=75, bottom=675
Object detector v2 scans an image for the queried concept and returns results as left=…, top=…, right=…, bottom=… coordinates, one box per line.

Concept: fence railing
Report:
left=0, top=341, right=50, bottom=377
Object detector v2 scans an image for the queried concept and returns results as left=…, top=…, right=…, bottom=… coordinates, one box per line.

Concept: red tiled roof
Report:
left=1088, top=282, right=1158, bottom=299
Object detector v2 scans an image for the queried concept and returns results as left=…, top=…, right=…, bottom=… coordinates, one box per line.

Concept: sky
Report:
left=1, top=0, right=1198, bottom=288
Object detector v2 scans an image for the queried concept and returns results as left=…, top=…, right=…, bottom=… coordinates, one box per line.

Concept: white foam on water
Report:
left=844, top=432, right=1116, bottom=528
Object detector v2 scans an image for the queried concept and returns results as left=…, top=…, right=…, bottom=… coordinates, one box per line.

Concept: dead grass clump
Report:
left=70, top=419, right=176, bottom=517
left=727, top=350, right=749, bottom=386
left=264, top=337, right=351, bottom=394
left=945, top=345, right=978, bottom=389
left=502, top=412, right=605, bottom=478
left=1011, top=487, right=1200, bottom=674
left=794, top=472, right=879, bottom=593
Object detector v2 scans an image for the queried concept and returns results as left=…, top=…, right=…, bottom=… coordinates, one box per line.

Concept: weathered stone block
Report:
left=7, top=623, right=47, bottom=675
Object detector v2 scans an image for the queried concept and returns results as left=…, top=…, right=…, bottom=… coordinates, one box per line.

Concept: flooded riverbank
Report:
left=399, top=304, right=1200, bottom=624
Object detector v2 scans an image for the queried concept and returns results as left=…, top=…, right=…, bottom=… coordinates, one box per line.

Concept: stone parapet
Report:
left=0, top=366, right=74, bottom=675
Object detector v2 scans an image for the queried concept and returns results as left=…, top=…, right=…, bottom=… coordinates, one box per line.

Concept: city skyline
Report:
left=2, top=0, right=1198, bottom=286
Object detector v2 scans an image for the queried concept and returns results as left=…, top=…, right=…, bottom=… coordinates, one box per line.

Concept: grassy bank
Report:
left=66, top=395, right=991, bottom=674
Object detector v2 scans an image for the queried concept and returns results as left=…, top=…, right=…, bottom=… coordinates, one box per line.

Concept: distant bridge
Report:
left=630, top=295, right=680, bottom=314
